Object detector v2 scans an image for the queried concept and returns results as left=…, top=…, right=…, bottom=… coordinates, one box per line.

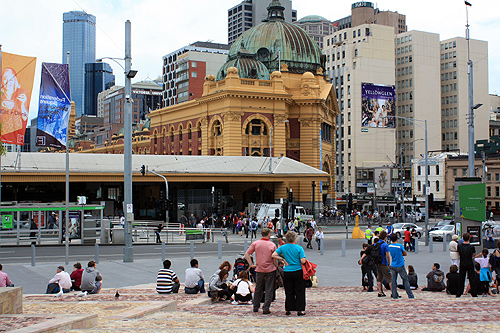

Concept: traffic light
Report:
left=288, top=190, right=293, bottom=202
left=282, top=201, right=289, bottom=219
left=347, top=193, right=353, bottom=211
left=413, top=195, right=417, bottom=205
left=140, top=165, right=146, bottom=176
left=275, top=208, right=280, bottom=218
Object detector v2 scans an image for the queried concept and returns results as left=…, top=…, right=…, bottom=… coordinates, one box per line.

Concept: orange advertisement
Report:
left=1, top=51, right=37, bottom=145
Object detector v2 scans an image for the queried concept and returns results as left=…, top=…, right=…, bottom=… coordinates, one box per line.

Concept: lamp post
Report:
left=386, top=116, right=429, bottom=245
left=398, top=139, right=424, bottom=223
left=269, top=119, right=289, bottom=173
left=97, top=20, right=137, bottom=262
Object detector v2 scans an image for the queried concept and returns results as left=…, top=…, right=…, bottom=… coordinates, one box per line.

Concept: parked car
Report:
left=392, top=223, right=423, bottom=238
left=430, top=225, right=456, bottom=241
left=430, top=220, right=455, bottom=232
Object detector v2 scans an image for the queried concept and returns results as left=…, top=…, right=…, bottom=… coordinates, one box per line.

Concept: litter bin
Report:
left=112, top=227, right=125, bottom=244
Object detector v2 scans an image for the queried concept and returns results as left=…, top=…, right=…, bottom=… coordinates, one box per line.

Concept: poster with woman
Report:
left=0, top=51, right=37, bottom=145
left=361, top=83, right=396, bottom=128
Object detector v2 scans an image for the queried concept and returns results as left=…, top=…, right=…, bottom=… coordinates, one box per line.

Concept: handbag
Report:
left=303, top=237, right=307, bottom=242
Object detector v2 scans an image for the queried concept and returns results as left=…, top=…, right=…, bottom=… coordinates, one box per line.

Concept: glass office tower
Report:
left=85, top=62, right=115, bottom=116
left=63, top=11, right=96, bottom=117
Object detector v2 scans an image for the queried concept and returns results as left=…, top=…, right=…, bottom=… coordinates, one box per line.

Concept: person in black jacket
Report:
left=446, top=264, right=460, bottom=295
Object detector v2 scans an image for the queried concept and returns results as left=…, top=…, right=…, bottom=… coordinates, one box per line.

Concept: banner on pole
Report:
left=0, top=52, right=37, bottom=145
left=36, top=63, right=71, bottom=149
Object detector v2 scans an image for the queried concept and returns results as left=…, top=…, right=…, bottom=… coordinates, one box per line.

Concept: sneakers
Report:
left=378, top=293, right=386, bottom=297
left=231, top=300, right=238, bottom=305
left=55, top=291, right=63, bottom=297
left=247, top=301, right=253, bottom=305
left=77, top=291, right=87, bottom=297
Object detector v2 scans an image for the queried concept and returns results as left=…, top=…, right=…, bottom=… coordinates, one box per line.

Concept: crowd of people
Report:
left=358, top=222, right=500, bottom=299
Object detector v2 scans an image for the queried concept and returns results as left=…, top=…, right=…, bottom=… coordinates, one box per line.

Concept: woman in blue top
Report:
left=272, top=231, right=307, bottom=316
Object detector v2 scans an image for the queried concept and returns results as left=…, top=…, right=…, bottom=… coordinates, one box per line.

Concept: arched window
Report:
left=245, top=119, right=268, bottom=135
left=243, top=118, right=269, bottom=156
left=436, top=180, right=440, bottom=192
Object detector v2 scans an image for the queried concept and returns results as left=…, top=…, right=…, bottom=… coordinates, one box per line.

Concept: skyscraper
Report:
left=63, top=11, right=96, bottom=117
left=85, top=62, right=115, bottom=116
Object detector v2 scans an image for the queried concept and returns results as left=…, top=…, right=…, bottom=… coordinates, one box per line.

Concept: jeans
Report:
left=253, top=271, right=276, bottom=312
left=316, top=238, right=322, bottom=250
left=185, top=279, right=205, bottom=294
left=487, top=237, right=495, bottom=249
left=283, top=269, right=306, bottom=311
left=390, top=265, right=414, bottom=299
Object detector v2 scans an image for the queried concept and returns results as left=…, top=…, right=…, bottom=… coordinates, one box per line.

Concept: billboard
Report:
left=36, top=63, right=71, bottom=149
left=374, top=167, right=392, bottom=196
left=0, top=51, right=37, bottom=145
left=459, top=183, right=486, bottom=222
left=361, top=83, right=396, bottom=128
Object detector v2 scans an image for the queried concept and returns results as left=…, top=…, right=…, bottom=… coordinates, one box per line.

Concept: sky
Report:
left=2, top=0, right=500, bottom=122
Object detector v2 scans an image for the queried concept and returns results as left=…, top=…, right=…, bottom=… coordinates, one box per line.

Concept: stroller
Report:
left=233, top=257, right=255, bottom=282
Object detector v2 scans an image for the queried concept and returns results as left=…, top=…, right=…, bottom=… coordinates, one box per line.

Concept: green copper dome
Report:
left=218, top=1, right=325, bottom=80
left=297, top=15, right=329, bottom=23
left=217, top=50, right=270, bottom=81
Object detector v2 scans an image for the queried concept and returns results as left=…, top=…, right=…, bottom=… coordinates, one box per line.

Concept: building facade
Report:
left=162, top=42, right=229, bottom=107
left=332, top=2, right=407, bottom=35
left=62, top=11, right=96, bottom=118
left=293, top=15, right=335, bottom=49
left=395, top=31, right=441, bottom=166
left=323, top=24, right=396, bottom=195
left=228, top=0, right=297, bottom=45
left=84, top=62, right=115, bottom=116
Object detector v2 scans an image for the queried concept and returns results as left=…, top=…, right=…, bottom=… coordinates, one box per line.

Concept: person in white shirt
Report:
left=46, top=266, right=72, bottom=295
left=314, top=227, right=324, bottom=252
left=184, top=259, right=205, bottom=294
left=310, top=219, right=317, bottom=230
left=119, top=215, right=125, bottom=227
left=231, top=271, right=254, bottom=304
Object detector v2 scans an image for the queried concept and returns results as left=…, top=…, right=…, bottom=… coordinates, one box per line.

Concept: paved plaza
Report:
left=2, top=231, right=500, bottom=332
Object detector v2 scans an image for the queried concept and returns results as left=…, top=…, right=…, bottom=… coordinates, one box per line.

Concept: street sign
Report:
left=2, top=215, right=13, bottom=229
left=126, top=204, right=133, bottom=213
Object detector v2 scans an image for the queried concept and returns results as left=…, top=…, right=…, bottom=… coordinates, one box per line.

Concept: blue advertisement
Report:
left=361, top=83, right=396, bottom=128
left=36, top=63, right=71, bottom=148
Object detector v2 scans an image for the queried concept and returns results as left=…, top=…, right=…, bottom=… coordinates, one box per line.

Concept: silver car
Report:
left=393, top=223, right=423, bottom=239
left=429, top=225, right=456, bottom=242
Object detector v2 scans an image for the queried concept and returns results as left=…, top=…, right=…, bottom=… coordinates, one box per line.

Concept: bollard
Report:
left=162, top=240, right=166, bottom=262
left=429, top=237, right=434, bottom=253
left=190, top=241, right=194, bottom=260
left=415, top=239, right=419, bottom=254
left=244, top=240, right=248, bottom=253
left=341, top=238, right=346, bottom=257
left=95, top=243, right=99, bottom=264
left=320, top=238, right=324, bottom=255
left=31, top=244, right=36, bottom=266
left=218, top=240, right=222, bottom=259
left=443, top=236, right=447, bottom=252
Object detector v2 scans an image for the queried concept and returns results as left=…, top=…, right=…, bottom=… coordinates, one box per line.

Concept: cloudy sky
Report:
left=2, top=0, right=499, bottom=120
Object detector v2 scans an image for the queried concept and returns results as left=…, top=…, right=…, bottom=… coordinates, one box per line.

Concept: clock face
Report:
left=257, top=48, right=270, bottom=61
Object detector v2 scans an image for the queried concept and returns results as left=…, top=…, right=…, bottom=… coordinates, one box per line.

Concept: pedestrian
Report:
left=245, top=228, right=277, bottom=315
left=189, top=214, right=197, bottom=228
left=446, top=265, right=460, bottom=295
left=486, top=226, right=495, bottom=249
left=490, top=241, right=500, bottom=294
left=155, top=223, right=163, bottom=244
left=0, top=264, right=14, bottom=287
left=358, top=243, right=376, bottom=292
left=474, top=248, right=493, bottom=296
left=421, top=263, right=445, bottom=292
left=272, top=231, right=307, bottom=316
left=365, top=225, right=373, bottom=244
left=397, top=265, right=418, bottom=290
left=80, top=261, right=103, bottom=296
left=314, top=227, right=324, bottom=252
left=208, top=268, right=232, bottom=302
left=184, top=259, right=205, bottom=294
left=156, top=259, right=180, bottom=294
left=250, top=218, right=258, bottom=239
left=70, top=262, right=84, bottom=291
left=231, top=271, right=254, bottom=304
left=449, top=234, right=459, bottom=266
left=403, top=227, right=411, bottom=251
left=375, top=231, right=392, bottom=297
left=410, top=228, right=417, bottom=251
left=304, top=226, right=314, bottom=249
left=46, top=266, right=72, bottom=296
left=388, top=234, right=415, bottom=299
left=456, top=233, right=477, bottom=298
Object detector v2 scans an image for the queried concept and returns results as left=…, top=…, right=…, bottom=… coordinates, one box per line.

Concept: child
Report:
left=231, top=271, right=254, bottom=304
left=475, top=248, right=494, bottom=296
left=446, top=265, right=460, bottom=295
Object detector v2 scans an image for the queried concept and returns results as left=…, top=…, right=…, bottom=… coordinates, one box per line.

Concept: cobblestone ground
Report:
left=21, top=286, right=500, bottom=332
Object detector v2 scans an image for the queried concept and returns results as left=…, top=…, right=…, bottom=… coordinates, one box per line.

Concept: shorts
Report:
left=376, top=264, right=391, bottom=283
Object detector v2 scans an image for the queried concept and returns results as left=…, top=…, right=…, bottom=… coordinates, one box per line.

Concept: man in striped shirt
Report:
left=156, top=260, right=180, bottom=294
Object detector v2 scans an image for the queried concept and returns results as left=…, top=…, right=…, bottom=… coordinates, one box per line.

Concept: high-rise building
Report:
left=394, top=31, right=441, bottom=166
left=227, top=0, right=297, bottom=45
left=62, top=11, right=96, bottom=118
left=293, top=15, right=335, bottom=48
left=85, top=62, right=115, bottom=116
left=332, top=2, right=406, bottom=35
left=439, top=37, right=489, bottom=154
left=324, top=24, right=396, bottom=194
left=162, top=42, right=229, bottom=107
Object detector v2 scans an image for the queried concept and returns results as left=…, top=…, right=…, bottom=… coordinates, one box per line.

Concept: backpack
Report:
left=371, top=241, right=383, bottom=265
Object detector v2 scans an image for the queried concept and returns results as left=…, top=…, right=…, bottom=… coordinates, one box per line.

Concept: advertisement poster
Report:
left=36, top=63, right=71, bottom=149
left=361, top=83, right=396, bottom=128
left=0, top=51, right=37, bottom=145
left=459, top=183, right=486, bottom=222
left=68, top=212, right=81, bottom=239
left=374, top=167, right=392, bottom=196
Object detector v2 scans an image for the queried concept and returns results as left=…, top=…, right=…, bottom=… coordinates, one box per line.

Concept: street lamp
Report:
left=385, top=115, right=429, bottom=245
left=97, top=20, right=137, bottom=262
left=269, top=119, right=289, bottom=172
left=398, top=139, right=424, bottom=223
